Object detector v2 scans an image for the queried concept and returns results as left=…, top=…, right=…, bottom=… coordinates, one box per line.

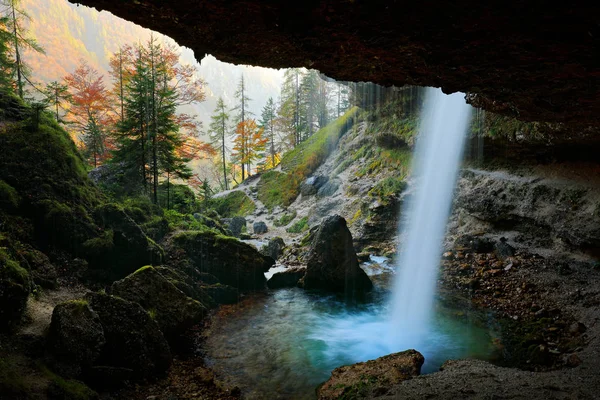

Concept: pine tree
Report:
left=108, top=45, right=134, bottom=123
left=43, top=81, right=70, bottom=122
left=0, top=16, right=14, bottom=94
left=279, top=68, right=303, bottom=147
left=260, top=97, right=277, bottom=169
left=82, top=113, right=106, bottom=168
left=1, top=0, right=44, bottom=99
left=232, top=75, right=252, bottom=180
left=209, top=96, right=230, bottom=190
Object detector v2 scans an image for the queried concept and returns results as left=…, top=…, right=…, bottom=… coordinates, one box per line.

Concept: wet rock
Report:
left=494, top=237, right=515, bottom=260
left=456, top=235, right=495, bottom=253
left=166, top=230, right=274, bottom=291
left=253, top=221, right=268, bottom=234
left=301, top=175, right=329, bottom=197
left=48, top=300, right=106, bottom=376
left=111, top=266, right=207, bottom=342
left=153, top=266, right=216, bottom=308
left=86, top=293, right=172, bottom=379
left=303, top=215, right=372, bottom=295
left=267, top=267, right=306, bottom=289
left=317, top=350, right=424, bottom=400
left=227, top=216, right=247, bottom=238
left=261, top=237, right=286, bottom=260
left=317, top=179, right=341, bottom=197
left=201, top=284, right=239, bottom=304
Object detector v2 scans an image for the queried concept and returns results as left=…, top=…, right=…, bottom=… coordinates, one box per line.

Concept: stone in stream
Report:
left=267, top=266, right=306, bottom=289
left=228, top=216, right=247, bottom=237
left=253, top=221, right=268, bottom=234
left=302, top=215, right=373, bottom=295
left=317, top=350, right=424, bottom=400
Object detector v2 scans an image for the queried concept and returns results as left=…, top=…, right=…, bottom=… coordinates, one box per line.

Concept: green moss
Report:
left=257, top=171, right=301, bottom=211
left=274, top=210, right=297, bottom=227
left=0, top=180, right=19, bottom=210
left=210, top=191, right=256, bottom=217
left=0, top=357, right=27, bottom=396
left=82, top=229, right=114, bottom=255
left=0, top=247, right=29, bottom=284
left=350, top=208, right=362, bottom=225
left=368, top=176, right=407, bottom=202
left=286, top=217, right=309, bottom=234
left=158, top=182, right=197, bottom=214
left=148, top=308, right=157, bottom=320
left=40, top=364, right=98, bottom=400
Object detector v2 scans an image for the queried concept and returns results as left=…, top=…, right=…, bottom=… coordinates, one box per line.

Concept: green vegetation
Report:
left=41, top=364, right=99, bottom=400
left=286, top=217, right=309, bottom=234
left=368, top=176, right=407, bottom=202
left=157, top=183, right=197, bottom=214
left=210, top=191, right=256, bottom=217
left=274, top=210, right=297, bottom=227
left=0, top=180, right=19, bottom=210
left=257, top=108, right=358, bottom=210
left=0, top=357, right=27, bottom=397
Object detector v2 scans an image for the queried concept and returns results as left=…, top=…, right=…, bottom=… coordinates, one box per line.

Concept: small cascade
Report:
left=389, top=88, right=473, bottom=350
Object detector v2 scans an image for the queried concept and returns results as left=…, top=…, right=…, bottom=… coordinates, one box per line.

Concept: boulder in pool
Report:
left=267, top=266, right=306, bottom=289
left=317, top=350, right=424, bottom=400
left=302, top=215, right=372, bottom=295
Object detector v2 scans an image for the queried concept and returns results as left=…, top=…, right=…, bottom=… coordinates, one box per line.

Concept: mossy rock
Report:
left=0, top=179, right=20, bottom=211
left=210, top=191, right=256, bottom=217
left=165, top=230, right=274, bottom=291
left=111, top=266, right=208, bottom=343
left=0, top=247, right=30, bottom=329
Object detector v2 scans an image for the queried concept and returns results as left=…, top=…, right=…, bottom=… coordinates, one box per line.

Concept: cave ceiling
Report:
left=71, top=0, right=599, bottom=128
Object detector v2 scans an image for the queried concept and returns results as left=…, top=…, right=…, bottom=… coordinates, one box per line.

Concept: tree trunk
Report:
left=12, top=3, right=22, bottom=99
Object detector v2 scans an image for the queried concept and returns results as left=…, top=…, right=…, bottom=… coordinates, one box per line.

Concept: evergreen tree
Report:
left=260, top=97, right=277, bottom=169
left=82, top=113, right=106, bottom=168
left=232, top=75, right=252, bottom=180
left=1, top=0, right=44, bottom=99
left=279, top=68, right=303, bottom=147
left=209, top=96, right=230, bottom=190
left=43, top=81, right=70, bottom=122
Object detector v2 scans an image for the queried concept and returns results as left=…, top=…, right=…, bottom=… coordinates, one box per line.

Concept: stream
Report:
left=203, top=257, right=499, bottom=400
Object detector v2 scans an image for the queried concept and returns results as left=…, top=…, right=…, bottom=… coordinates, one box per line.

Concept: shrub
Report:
left=210, top=191, right=256, bottom=217
left=286, top=217, right=309, bottom=234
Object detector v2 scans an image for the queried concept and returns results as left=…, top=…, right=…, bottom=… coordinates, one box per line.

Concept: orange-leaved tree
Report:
left=231, top=119, right=268, bottom=180
left=64, top=59, right=115, bottom=167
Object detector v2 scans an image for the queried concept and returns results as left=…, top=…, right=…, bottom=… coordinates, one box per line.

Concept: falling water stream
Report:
left=204, top=89, right=494, bottom=399
left=389, top=87, right=473, bottom=350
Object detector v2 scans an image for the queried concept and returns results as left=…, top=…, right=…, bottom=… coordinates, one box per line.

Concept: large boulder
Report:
left=154, top=266, right=216, bottom=308
left=317, top=350, right=424, bottom=400
left=228, top=216, right=247, bottom=237
left=47, top=300, right=106, bottom=376
left=317, top=179, right=341, bottom=197
left=85, top=203, right=163, bottom=281
left=301, top=175, right=329, bottom=197
left=0, top=249, right=30, bottom=330
left=253, top=221, right=268, bottom=234
left=303, top=215, right=372, bottom=295
left=166, top=230, right=274, bottom=291
left=86, top=293, right=172, bottom=379
left=261, top=237, right=286, bottom=260
left=267, top=266, right=306, bottom=289
left=111, top=266, right=207, bottom=342
left=201, top=283, right=239, bottom=304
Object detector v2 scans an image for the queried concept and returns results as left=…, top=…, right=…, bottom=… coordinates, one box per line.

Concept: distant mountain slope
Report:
left=23, top=0, right=284, bottom=128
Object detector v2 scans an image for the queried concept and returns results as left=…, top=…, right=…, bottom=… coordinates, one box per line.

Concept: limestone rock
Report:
left=166, top=230, right=274, bottom=291
left=86, top=293, right=172, bottom=379
left=303, top=215, right=372, bottom=295
left=228, top=216, right=247, bottom=237
left=495, top=237, right=516, bottom=259
left=111, top=266, right=207, bottom=341
left=253, top=221, right=268, bottom=234
left=261, top=237, right=286, bottom=260
left=301, top=175, right=329, bottom=197
left=48, top=300, right=106, bottom=376
left=267, top=267, right=306, bottom=289
left=317, top=179, right=340, bottom=197
left=317, top=350, right=424, bottom=400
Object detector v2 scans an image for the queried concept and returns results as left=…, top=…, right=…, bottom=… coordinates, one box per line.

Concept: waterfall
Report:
left=389, top=88, right=472, bottom=350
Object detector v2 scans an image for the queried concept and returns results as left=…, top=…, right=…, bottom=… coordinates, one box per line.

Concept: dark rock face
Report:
left=201, top=284, right=239, bottom=305
left=317, top=179, right=341, bottom=198
left=86, top=203, right=163, bottom=280
left=261, top=237, right=286, bottom=260
left=166, top=231, right=274, bottom=291
left=303, top=215, right=372, bottom=294
left=70, top=0, right=599, bottom=128
left=111, top=266, right=207, bottom=341
left=495, top=237, right=516, bottom=260
left=0, top=252, right=30, bottom=330
left=48, top=301, right=106, bottom=376
left=317, top=350, right=424, bottom=400
left=154, top=266, right=216, bottom=308
left=267, top=267, right=306, bottom=289
left=228, top=216, right=247, bottom=237
left=253, top=221, right=268, bottom=234
left=86, top=293, right=172, bottom=379
left=301, top=176, right=329, bottom=197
